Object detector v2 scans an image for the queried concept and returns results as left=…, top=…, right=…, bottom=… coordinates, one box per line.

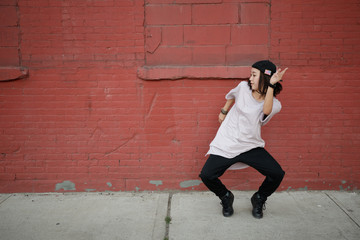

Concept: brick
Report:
left=192, top=46, right=226, bottom=65
left=321, top=39, right=343, bottom=46
left=146, top=46, right=191, bottom=65
left=20, top=0, right=50, bottom=7
left=226, top=45, right=268, bottom=65
left=145, top=4, right=191, bottom=25
left=0, top=6, right=18, bottom=26
left=0, top=27, right=19, bottom=47
left=0, top=173, right=15, bottom=180
left=231, top=25, right=269, bottom=45
left=175, top=0, right=221, bottom=3
left=240, top=3, right=270, bottom=24
left=113, top=0, right=135, bottom=7
left=161, top=26, right=183, bottom=46
left=184, top=25, right=230, bottom=45
left=299, top=38, right=321, bottom=46
left=146, top=0, right=175, bottom=3
left=0, top=47, right=18, bottom=65
left=0, top=0, right=17, bottom=6
left=192, top=3, right=239, bottom=25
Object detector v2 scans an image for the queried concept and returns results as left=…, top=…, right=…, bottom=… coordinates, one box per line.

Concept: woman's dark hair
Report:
left=248, top=71, right=282, bottom=97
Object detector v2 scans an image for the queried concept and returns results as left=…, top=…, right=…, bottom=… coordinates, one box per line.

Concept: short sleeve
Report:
left=260, top=99, right=282, bottom=126
left=225, top=81, right=245, bottom=100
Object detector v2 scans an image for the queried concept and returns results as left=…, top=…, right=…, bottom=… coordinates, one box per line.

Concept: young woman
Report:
left=199, top=60, right=288, bottom=219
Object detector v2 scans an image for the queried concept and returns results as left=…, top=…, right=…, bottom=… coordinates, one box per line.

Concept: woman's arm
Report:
left=263, top=88, right=274, bottom=116
left=263, top=68, right=288, bottom=115
left=218, top=98, right=235, bottom=124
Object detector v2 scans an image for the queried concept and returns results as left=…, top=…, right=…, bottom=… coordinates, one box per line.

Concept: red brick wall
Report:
left=0, top=0, right=359, bottom=192
left=0, top=0, right=19, bottom=66
left=144, top=0, right=269, bottom=66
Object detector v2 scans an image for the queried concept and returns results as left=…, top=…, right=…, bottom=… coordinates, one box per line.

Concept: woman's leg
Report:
left=236, top=147, right=285, bottom=198
left=199, top=154, right=236, bottom=198
left=235, top=147, right=285, bottom=218
left=199, top=154, right=237, bottom=217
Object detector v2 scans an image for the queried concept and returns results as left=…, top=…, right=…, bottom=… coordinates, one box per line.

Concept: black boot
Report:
left=220, top=191, right=234, bottom=217
left=251, top=192, right=266, bottom=219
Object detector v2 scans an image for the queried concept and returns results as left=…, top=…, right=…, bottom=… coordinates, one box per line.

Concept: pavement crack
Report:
left=164, top=192, right=173, bottom=240
left=0, top=194, right=12, bottom=205
left=325, top=192, right=360, bottom=229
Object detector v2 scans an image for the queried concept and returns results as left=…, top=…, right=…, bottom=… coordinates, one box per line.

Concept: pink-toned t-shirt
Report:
left=206, top=81, right=281, bottom=170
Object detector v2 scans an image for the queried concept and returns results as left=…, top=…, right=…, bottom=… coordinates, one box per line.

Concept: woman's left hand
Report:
left=270, top=68, right=288, bottom=85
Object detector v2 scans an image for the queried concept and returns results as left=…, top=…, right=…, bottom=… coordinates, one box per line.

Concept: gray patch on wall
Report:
left=149, top=180, right=163, bottom=187
left=85, top=189, right=96, bottom=192
left=107, top=182, right=112, bottom=187
left=180, top=180, right=202, bottom=188
left=55, top=180, right=76, bottom=191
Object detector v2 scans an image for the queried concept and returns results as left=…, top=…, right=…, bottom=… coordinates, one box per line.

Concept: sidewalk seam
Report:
left=325, top=192, right=360, bottom=229
left=164, top=192, right=173, bottom=240
left=0, top=194, right=12, bottom=205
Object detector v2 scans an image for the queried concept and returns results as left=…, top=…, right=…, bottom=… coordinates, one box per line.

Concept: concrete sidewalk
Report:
left=0, top=191, right=359, bottom=240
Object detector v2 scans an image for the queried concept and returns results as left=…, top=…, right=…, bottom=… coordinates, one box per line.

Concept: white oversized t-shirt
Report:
left=206, top=81, right=281, bottom=170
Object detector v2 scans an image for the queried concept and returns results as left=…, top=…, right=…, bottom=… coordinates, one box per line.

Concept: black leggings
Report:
left=199, top=147, right=285, bottom=199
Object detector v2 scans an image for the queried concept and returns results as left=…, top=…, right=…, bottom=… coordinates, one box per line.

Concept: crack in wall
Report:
left=145, top=92, right=158, bottom=120
left=105, top=133, right=137, bottom=156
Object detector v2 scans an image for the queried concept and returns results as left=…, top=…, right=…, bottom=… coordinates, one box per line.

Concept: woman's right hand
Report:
left=218, top=112, right=226, bottom=124
left=219, top=98, right=234, bottom=124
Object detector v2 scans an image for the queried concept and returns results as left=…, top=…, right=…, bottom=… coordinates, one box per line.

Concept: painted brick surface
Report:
left=0, top=3, right=19, bottom=66
left=146, top=4, right=192, bottom=25
left=192, top=3, right=239, bottom=24
left=144, top=0, right=270, bottom=67
left=268, top=0, right=360, bottom=191
left=0, top=0, right=359, bottom=193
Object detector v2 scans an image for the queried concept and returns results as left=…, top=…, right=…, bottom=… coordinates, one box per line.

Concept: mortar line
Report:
left=164, top=192, right=173, bottom=240
left=325, top=192, right=360, bottom=229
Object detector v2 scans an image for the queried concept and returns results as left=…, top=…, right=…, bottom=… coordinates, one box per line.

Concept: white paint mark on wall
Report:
left=149, top=180, right=163, bottom=187
left=180, top=180, right=202, bottom=188
left=55, top=180, right=76, bottom=191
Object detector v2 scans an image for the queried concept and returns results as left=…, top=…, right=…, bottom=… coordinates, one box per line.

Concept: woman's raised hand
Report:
left=270, top=68, right=288, bottom=85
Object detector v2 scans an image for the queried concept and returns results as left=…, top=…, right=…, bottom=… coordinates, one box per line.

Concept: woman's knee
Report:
left=274, top=169, right=285, bottom=182
left=199, top=171, right=210, bottom=182
left=199, top=169, right=217, bottom=183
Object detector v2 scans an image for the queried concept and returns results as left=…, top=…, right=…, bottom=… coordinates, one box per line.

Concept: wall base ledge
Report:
left=138, top=66, right=250, bottom=80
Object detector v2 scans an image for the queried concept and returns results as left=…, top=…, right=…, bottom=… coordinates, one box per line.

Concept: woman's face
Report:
left=249, top=68, right=261, bottom=91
